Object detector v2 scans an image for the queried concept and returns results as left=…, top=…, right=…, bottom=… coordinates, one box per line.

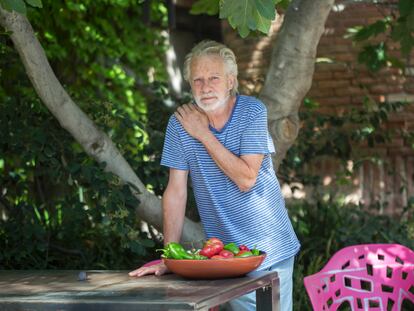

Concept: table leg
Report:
left=256, top=278, right=279, bottom=311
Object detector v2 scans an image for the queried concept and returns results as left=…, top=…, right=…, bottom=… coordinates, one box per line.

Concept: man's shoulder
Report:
left=237, top=95, right=267, bottom=114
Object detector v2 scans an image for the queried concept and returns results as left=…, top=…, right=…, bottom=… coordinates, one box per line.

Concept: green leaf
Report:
left=253, top=0, right=275, bottom=20
left=399, top=0, right=414, bottom=17
left=0, top=0, right=26, bottom=14
left=253, top=9, right=272, bottom=34
left=25, top=0, right=42, bottom=8
left=220, top=0, right=253, bottom=37
left=276, top=0, right=290, bottom=10
left=190, top=0, right=219, bottom=15
left=347, top=19, right=389, bottom=42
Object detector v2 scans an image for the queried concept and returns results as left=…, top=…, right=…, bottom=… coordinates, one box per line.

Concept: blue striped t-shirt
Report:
left=161, top=95, right=300, bottom=268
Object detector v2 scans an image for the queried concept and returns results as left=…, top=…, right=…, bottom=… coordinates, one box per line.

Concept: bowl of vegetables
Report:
left=160, top=238, right=266, bottom=279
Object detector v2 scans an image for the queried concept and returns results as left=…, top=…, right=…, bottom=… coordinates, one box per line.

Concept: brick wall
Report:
left=222, top=1, right=414, bottom=213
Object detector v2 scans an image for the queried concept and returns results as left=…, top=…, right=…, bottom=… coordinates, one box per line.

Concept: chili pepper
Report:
left=224, top=242, right=240, bottom=255
left=236, top=250, right=253, bottom=257
left=165, top=242, right=193, bottom=259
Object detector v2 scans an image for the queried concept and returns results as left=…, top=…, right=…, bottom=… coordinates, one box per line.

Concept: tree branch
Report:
left=0, top=7, right=204, bottom=243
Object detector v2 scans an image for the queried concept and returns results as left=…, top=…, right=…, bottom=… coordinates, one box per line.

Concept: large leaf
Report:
left=220, top=0, right=274, bottom=37
left=254, top=0, right=275, bottom=20
left=0, top=0, right=27, bottom=14
left=25, top=0, right=42, bottom=8
left=253, top=9, right=272, bottom=34
left=190, top=0, right=279, bottom=37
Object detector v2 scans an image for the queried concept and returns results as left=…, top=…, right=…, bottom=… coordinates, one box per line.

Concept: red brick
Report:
left=313, top=71, right=334, bottom=80
left=334, top=71, right=355, bottom=79
left=308, top=88, right=335, bottom=98
left=335, top=86, right=366, bottom=96
left=318, top=97, right=352, bottom=105
left=318, top=80, right=350, bottom=89
left=369, top=85, right=389, bottom=94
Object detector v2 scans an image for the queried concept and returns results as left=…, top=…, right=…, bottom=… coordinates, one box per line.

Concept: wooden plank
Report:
left=0, top=270, right=279, bottom=310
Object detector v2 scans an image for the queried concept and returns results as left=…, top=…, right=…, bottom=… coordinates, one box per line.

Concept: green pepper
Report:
left=251, top=248, right=260, bottom=256
left=236, top=250, right=253, bottom=257
left=192, top=254, right=208, bottom=260
left=224, top=242, right=240, bottom=255
left=166, top=242, right=194, bottom=259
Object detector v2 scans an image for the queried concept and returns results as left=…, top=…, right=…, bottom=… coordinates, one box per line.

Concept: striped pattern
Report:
left=161, top=95, right=300, bottom=268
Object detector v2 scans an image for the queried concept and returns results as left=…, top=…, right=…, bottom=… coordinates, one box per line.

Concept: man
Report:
left=129, top=40, right=300, bottom=311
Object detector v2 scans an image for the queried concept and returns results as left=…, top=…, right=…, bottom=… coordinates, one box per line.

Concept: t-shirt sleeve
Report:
left=160, top=116, right=189, bottom=170
left=240, top=105, right=276, bottom=155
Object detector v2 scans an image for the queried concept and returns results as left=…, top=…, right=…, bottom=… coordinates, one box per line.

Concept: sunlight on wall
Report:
left=163, top=31, right=183, bottom=95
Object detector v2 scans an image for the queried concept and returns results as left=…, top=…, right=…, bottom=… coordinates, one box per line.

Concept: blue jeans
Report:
left=228, top=256, right=295, bottom=311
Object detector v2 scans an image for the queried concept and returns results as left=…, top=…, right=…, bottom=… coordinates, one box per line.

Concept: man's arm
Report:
left=162, top=168, right=188, bottom=244
left=129, top=168, right=188, bottom=277
left=175, top=104, right=263, bottom=192
left=201, top=134, right=264, bottom=192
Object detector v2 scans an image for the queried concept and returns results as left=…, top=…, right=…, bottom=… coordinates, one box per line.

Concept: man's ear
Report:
left=228, top=75, right=235, bottom=91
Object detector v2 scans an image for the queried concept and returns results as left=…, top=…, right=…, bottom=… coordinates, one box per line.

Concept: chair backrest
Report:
left=303, top=244, right=414, bottom=311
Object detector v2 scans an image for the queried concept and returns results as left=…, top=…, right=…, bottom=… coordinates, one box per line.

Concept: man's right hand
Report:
left=128, top=261, right=170, bottom=277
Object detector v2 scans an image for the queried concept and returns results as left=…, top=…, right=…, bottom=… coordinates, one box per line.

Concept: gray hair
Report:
left=183, top=40, right=239, bottom=96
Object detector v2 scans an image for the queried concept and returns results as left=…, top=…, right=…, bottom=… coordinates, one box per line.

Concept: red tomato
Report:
left=219, top=250, right=234, bottom=258
left=199, top=245, right=217, bottom=258
left=239, top=245, right=250, bottom=251
left=210, top=243, right=223, bottom=255
left=205, top=237, right=224, bottom=247
left=211, top=255, right=226, bottom=259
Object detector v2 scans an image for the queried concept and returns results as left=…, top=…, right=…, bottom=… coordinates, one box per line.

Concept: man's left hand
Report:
left=175, top=104, right=210, bottom=141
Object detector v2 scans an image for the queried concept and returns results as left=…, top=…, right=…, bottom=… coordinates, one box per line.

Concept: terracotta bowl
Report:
left=163, top=253, right=266, bottom=279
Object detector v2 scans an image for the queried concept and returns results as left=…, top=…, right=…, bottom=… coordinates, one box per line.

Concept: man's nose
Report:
left=201, top=80, right=213, bottom=92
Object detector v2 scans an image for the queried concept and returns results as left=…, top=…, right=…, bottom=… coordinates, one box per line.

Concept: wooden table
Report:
left=0, top=270, right=279, bottom=311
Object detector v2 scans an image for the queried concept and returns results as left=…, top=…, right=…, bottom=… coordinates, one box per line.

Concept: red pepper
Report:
left=239, top=245, right=250, bottom=251
left=211, top=255, right=226, bottom=259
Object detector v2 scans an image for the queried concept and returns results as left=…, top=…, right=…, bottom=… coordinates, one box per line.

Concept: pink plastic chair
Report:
left=304, top=244, right=414, bottom=310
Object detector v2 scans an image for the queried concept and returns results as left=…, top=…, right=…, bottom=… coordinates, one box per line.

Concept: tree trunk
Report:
left=0, top=7, right=204, bottom=243
left=260, top=0, right=335, bottom=169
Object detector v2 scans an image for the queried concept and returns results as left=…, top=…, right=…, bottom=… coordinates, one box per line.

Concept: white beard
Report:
left=194, top=93, right=229, bottom=112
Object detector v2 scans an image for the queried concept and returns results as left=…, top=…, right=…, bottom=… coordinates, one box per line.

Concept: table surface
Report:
left=0, top=270, right=279, bottom=311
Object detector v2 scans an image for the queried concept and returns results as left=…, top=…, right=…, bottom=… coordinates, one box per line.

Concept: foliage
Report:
left=191, top=0, right=286, bottom=38
left=0, top=0, right=171, bottom=269
left=346, top=0, right=414, bottom=71
left=279, top=97, right=410, bottom=189
left=0, top=0, right=42, bottom=15
left=289, top=198, right=414, bottom=310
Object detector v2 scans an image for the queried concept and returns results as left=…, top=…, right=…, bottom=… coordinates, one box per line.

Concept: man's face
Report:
left=190, top=55, right=234, bottom=112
